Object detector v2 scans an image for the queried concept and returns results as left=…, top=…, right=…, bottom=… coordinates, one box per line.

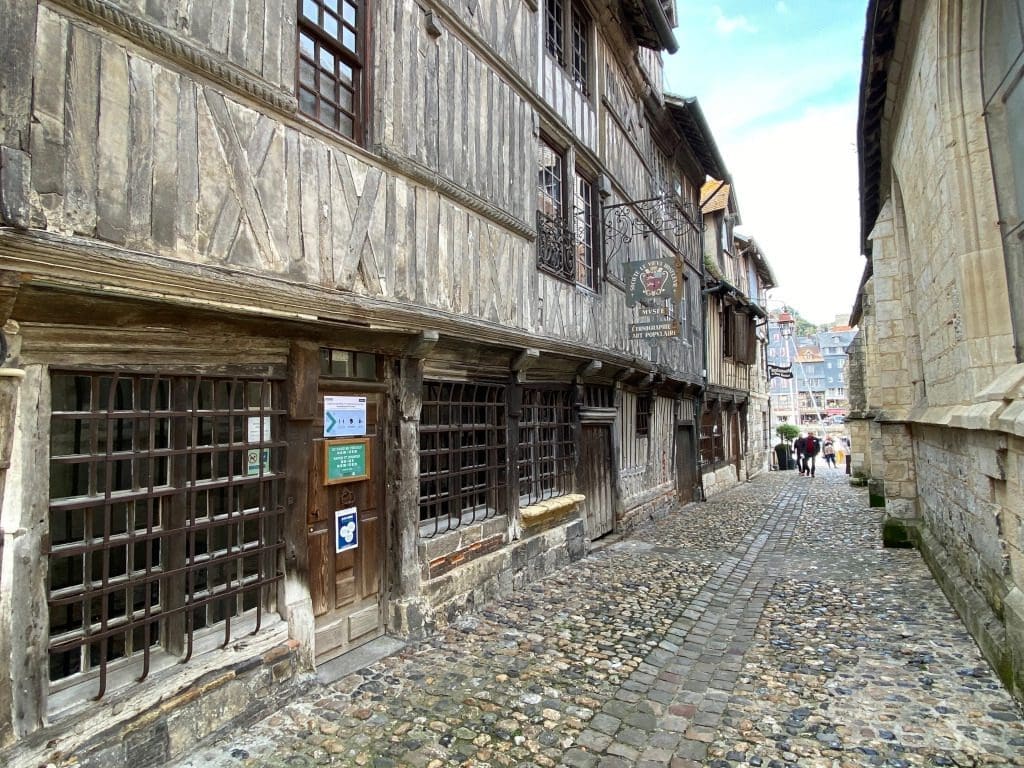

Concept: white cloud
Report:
left=723, top=103, right=865, bottom=325
left=713, top=6, right=756, bottom=35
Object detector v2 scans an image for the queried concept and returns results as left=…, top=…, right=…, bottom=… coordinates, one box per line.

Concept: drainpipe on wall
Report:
left=695, top=221, right=708, bottom=502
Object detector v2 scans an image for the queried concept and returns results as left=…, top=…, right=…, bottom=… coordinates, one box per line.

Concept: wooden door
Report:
left=578, top=424, right=615, bottom=540
left=307, top=389, right=384, bottom=665
left=676, top=425, right=699, bottom=502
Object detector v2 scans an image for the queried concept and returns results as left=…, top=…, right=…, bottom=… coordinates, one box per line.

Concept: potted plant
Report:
left=774, top=423, right=800, bottom=470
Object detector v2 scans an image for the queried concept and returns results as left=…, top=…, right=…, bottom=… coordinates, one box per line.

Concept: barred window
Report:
left=298, top=0, right=368, bottom=142
left=635, top=394, right=652, bottom=438
left=47, top=371, right=285, bottom=701
left=518, top=387, right=574, bottom=505
left=419, top=382, right=507, bottom=538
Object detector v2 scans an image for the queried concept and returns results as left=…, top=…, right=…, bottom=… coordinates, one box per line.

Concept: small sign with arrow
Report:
left=324, top=395, right=367, bottom=438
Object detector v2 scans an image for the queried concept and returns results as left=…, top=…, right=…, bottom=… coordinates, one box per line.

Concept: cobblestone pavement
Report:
left=171, top=470, right=1024, bottom=767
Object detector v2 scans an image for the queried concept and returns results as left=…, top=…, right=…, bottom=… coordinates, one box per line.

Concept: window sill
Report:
left=520, top=493, right=585, bottom=531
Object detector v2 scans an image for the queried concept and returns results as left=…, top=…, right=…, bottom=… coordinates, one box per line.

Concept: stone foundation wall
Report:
left=617, top=485, right=678, bottom=534
left=0, top=633, right=302, bottom=768
left=701, top=462, right=740, bottom=499
left=392, top=499, right=588, bottom=639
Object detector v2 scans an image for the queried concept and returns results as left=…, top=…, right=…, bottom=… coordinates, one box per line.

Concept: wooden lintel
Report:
left=613, top=367, right=635, bottom=383
left=576, top=359, right=602, bottom=378
left=406, top=330, right=439, bottom=359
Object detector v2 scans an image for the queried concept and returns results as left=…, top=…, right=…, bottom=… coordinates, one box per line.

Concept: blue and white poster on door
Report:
left=335, top=507, right=358, bottom=554
left=323, top=395, right=367, bottom=438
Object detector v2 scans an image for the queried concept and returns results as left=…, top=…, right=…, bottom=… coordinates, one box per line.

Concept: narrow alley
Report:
left=169, top=470, right=1024, bottom=768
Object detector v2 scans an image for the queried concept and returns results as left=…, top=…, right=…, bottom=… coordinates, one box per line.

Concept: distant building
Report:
left=767, top=317, right=856, bottom=428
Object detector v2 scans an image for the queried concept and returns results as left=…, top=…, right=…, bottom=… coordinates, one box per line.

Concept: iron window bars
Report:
left=419, top=382, right=507, bottom=538
left=518, top=387, right=575, bottom=505
left=47, top=371, right=286, bottom=700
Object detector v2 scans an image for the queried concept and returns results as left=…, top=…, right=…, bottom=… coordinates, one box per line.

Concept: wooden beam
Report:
left=405, top=330, right=439, bottom=359
left=512, top=348, right=539, bottom=382
left=576, top=359, right=602, bottom=379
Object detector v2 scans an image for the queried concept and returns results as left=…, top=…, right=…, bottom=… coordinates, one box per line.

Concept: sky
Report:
left=663, top=1, right=868, bottom=327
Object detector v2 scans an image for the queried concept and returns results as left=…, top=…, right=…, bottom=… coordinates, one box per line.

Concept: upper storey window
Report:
left=536, top=138, right=599, bottom=291
left=545, top=0, right=591, bottom=94
left=298, top=0, right=368, bottom=142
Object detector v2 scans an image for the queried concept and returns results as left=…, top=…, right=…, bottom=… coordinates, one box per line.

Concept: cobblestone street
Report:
left=170, top=470, right=1024, bottom=768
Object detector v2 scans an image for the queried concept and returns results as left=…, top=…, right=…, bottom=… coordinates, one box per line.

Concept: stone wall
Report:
left=0, top=633, right=302, bottom=768
left=856, top=0, right=1024, bottom=699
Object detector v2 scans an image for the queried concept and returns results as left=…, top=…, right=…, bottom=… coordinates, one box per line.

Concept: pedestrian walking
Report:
left=793, top=433, right=807, bottom=475
left=822, top=437, right=836, bottom=468
left=802, top=430, right=821, bottom=476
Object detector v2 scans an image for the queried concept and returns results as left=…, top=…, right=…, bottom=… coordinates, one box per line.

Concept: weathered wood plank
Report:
left=152, top=67, right=179, bottom=250
left=175, top=81, right=199, bottom=254
left=261, top=0, right=280, bottom=85
left=94, top=40, right=131, bottom=245
left=31, top=9, right=68, bottom=199
left=297, top=135, right=322, bottom=284
left=424, top=39, right=439, bottom=172
left=284, top=129, right=302, bottom=275
left=127, top=55, right=155, bottom=246
left=1, top=0, right=38, bottom=150
left=64, top=25, right=100, bottom=236
left=315, top=143, right=332, bottom=285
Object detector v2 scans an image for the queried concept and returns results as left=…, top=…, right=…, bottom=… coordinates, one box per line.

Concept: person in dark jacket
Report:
left=802, top=430, right=822, bottom=476
left=793, top=434, right=807, bottom=475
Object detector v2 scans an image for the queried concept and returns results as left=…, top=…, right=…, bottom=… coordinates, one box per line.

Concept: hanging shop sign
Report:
left=624, top=258, right=681, bottom=307
left=629, top=320, right=680, bottom=339
left=768, top=364, right=794, bottom=380
left=335, top=507, right=359, bottom=553
left=324, top=437, right=371, bottom=485
left=323, top=395, right=367, bottom=438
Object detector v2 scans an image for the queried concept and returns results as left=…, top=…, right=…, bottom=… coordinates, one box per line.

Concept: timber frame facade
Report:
left=0, top=0, right=734, bottom=764
left=696, top=173, right=775, bottom=498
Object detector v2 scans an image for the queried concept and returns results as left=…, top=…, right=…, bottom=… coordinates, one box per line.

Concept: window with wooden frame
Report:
left=518, top=387, right=575, bottom=505
left=721, top=305, right=734, bottom=359
left=537, top=138, right=600, bottom=290
left=545, top=0, right=591, bottom=94
left=46, top=371, right=286, bottom=702
left=699, top=408, right=724, bottom=466
left=419, top=382, right=507, bottom=538
left=298, top=0, right=367, bottom=142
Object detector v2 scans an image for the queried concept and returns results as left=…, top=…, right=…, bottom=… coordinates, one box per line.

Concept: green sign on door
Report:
left=324, top=438, right=371, bottom=485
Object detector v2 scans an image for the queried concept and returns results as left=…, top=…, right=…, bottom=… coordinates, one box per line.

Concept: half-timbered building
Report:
left=697, top=177, right=774, bottom=497
left=0, top=0, right=721, bottom=762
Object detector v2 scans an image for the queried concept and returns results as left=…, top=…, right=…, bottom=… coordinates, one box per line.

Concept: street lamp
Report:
left=778, top=312, right=800, bottom=427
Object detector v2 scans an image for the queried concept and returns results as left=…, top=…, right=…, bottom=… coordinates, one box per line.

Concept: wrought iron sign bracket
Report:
left=601, top=195, right=701, bottom=264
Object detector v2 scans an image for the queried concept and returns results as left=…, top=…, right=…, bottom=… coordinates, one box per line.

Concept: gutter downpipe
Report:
left=695, top=217, right=708, bottom=502
left=642, top=0, right=679, bottom=54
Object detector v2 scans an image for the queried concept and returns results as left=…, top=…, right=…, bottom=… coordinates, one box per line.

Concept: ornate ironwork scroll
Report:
left=536, top=209, right=586, bottom=282
left=602, top=195, right=702, bottom=264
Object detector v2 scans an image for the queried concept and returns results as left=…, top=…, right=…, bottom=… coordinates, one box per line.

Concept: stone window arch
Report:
left=982, top=0, right=1024, bottom=361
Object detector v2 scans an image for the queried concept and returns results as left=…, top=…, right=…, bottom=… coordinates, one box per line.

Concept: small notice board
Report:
left=323, top=438, right=371, bottom=485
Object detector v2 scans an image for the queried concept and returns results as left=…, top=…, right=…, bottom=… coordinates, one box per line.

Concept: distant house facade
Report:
left=698, top=180, right=775, bottom=497
left=852, top=0, right=1024, bottom=701
left=0, top=0, right=733, bottom=764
